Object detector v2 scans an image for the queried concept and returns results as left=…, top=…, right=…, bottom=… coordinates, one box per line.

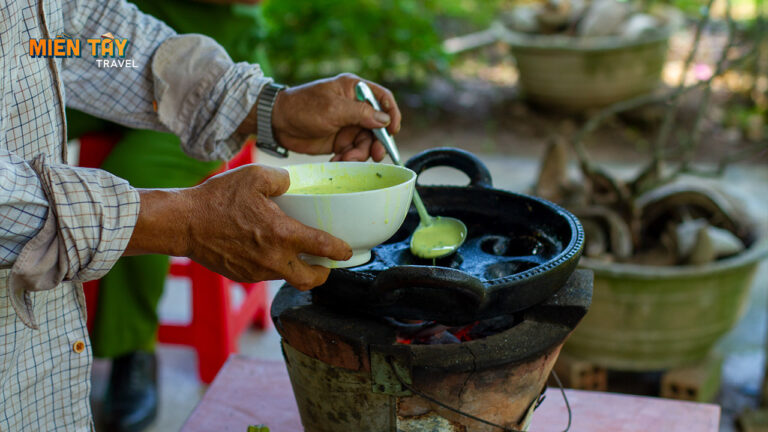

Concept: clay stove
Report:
left=271, top=270, right=592, bottom=432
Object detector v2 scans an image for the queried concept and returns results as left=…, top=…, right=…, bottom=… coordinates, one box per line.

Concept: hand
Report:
left=239, top=73, right=402, bottom=162
left=125, top=164, right=352, bottom=290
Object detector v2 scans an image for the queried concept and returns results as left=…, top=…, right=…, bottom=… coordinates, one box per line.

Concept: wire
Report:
left=551, top=370, right=572, bottom=432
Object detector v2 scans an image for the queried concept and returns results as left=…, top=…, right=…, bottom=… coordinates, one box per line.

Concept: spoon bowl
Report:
left=410, top=216, right=468, bottom=259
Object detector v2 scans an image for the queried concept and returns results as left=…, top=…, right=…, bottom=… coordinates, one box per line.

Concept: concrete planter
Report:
left=502, top=31, right=669, bottom=111
left=563, top=238, right=768, bottom=371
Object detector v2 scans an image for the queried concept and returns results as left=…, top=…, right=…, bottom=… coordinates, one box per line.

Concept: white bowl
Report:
left=273, top=162, right=416, bottom=268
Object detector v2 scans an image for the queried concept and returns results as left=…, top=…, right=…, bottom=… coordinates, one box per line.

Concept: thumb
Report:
left=339, top=99, right=391, bottom=130
left=253, top=165, right=290, bottom=197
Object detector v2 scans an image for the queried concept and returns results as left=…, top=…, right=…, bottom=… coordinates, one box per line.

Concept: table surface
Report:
left=182, top=355, right=721, bottom=432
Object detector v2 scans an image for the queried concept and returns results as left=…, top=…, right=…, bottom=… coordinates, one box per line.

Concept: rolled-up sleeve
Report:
left=30, top=155, right=140, bottom=282
left=4, top=150, right=139, bottom=329
left=61, top=0, right=271, bottom=162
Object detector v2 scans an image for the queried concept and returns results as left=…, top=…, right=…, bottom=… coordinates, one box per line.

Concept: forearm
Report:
left=125, top=189, right=192, bottom=257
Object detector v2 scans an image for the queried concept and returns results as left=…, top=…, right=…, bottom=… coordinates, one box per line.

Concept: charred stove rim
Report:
left=272, top=271, right=593, bottom=374
left=397, top=321, right=573, bottom=373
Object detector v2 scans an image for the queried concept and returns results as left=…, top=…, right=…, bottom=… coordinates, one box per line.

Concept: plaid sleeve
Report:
left=0, top=149, right=49, bottom=268
left=31, top=155, right=140, bottom=283
left=151, top=35, right=271, bottom=161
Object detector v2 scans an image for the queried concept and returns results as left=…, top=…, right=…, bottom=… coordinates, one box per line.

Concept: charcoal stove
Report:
left=271, top=149, right=593, bottom=432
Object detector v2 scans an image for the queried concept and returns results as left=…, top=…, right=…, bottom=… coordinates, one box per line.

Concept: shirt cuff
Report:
left=8, top=155, right=140, bottom=328
left=152, top=34, right=271, bottom=162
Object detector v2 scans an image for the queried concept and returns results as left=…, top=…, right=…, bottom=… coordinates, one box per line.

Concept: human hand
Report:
left=240, top=73, right=402, bottom=162
left=125, top=164, right=352, bottom=290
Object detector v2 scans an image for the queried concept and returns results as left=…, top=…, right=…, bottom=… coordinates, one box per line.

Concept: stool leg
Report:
left=191, top=264, right=236, bottom=384
left=252, top=282, right=270, bottom=330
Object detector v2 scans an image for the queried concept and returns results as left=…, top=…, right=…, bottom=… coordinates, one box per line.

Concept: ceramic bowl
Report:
left=273, top=162, right=416, bottom=268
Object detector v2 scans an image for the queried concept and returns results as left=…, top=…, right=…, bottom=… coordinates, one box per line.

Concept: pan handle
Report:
left=371, top=265, right=486, bottom=306
left=405, top=148, right=493, bottom=189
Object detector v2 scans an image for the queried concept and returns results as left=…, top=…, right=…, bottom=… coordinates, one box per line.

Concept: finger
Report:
left=340, top=130, right=375, bottom=161
left=364, top=80, right=402, bottom=135
left=282, top=258, right=331, bottom=291
left=337, top=98, right=391, bottom=130
left=290, top=222, right=352, bottom=261
left=333, top=126, right=360, bottom=154
left=371, top=141, right=386, bottom=162
left=248, top=164, right=290, bottom=197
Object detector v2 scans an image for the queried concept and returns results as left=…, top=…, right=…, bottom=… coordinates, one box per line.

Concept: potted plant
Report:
left=532, top=0, right=768, bottom=372
left=498, top=0, right=684, bottom=110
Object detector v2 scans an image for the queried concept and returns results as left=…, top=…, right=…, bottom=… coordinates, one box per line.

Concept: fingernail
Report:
left=374, top=112, right=391, bottom=125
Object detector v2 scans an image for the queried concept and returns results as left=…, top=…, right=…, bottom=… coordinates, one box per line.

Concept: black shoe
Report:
left=104, top=351, right=158, bottom=432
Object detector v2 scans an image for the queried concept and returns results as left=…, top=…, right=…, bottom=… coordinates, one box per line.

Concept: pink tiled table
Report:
left=183, top=355, right=721, bottom=432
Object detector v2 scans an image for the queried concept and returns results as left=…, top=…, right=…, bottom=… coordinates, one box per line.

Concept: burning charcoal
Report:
left=422, top=331, right=461, bottom=345
left=454, top=315, right=519, bottom=340
left=384, top=318, right=440, bottom=339
left=578, top=0, right=633, bottom=37
left=413, top=325, right=450, bottom=340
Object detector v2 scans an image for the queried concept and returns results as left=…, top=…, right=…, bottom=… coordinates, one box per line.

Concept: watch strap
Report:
left=255, top=83, right=288, bottom=158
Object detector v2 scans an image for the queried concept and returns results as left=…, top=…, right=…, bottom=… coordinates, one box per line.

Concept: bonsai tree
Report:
left=535, top=0, right=767, bottom=266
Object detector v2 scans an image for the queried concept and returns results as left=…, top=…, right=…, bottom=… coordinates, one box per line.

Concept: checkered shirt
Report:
left=0, top=0, right=269, bottom=429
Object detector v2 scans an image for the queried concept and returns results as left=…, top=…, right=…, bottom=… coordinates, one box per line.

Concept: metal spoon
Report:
left=355, top=81, right=467, bottom=259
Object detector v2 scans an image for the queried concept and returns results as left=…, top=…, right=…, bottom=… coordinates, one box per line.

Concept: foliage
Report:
left=261, top=0, right=444, bottom=84
left=260, top=0, right=507, bottom=85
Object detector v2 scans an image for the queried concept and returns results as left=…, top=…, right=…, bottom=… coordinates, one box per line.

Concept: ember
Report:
left=387, top=314, right=520, bottom=345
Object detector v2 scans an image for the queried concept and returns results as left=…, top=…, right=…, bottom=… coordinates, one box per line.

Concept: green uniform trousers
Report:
left=90, top=130, right=219, bottom=357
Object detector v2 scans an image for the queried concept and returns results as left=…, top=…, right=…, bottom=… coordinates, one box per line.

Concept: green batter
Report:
left=410, top=216, right=467, bottom=259
left=287, top=171, right=402, bottom=195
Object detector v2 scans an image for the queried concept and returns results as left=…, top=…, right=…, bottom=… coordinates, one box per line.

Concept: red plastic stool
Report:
left=158, top=258, right=270, bottom=383
left=78, top=132, right=270, bottom=383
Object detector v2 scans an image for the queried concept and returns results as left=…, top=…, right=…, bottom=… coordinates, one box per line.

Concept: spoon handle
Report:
left=355, top=81, right=432, bottom=226
left=354, top=82, right=402, bottom=165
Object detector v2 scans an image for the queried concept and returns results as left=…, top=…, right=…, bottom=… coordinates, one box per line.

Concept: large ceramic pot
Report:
left=500, top=30, right=670, bottom=111
left=563, top=237, right=768, bottom=370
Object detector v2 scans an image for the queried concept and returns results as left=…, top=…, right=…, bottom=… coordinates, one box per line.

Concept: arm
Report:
left=62, top=0, right=403, bottom=163
left=61, top=0, right=271, bottom=161
left=3, top=147, right=139, bottom=329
